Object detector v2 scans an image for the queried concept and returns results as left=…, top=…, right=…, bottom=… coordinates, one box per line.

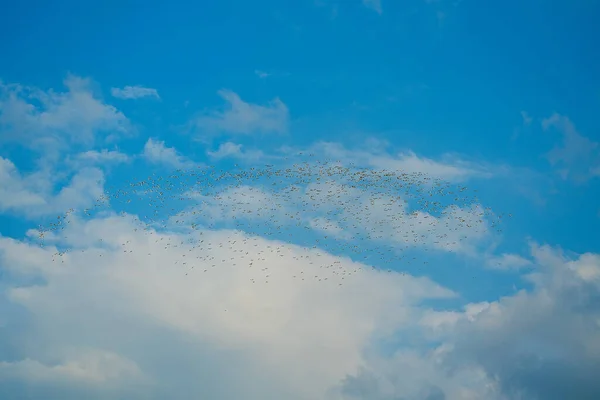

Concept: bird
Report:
left=40, top=159, right=509, bottom=299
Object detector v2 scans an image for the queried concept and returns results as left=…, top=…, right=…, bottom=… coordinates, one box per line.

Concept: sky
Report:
left=0, top=0, right=599, bottom=399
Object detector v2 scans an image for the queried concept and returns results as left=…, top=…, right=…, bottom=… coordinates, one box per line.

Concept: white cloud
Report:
left=306, top=141, right=492, bottom=182
left=363, top=0, right=382, bottom=14
left=338, top=349, right=500, bottom=400
left=110, top=85, right=160, bottom=100
left=0, top=156, right=105, bottom=218
left=439, top=244, right=600, bottom=399
left=173, top=169, right=494, bottom=256
left=0, top=213, right=458, bottom=399
left=0, top=75, right=129, bottom=152
left=192, top=89, right=289, bottom=136
left=338, top=244, right=600, bottom=400
left=206, top=141, right=265, bottom=162
left=1, top=183, right=598, bottom=399
left=141, top=138, right=196, bottom=170
left=485, top=253, right=532, bottom=271
left=370, top=151, right=488, bottom=182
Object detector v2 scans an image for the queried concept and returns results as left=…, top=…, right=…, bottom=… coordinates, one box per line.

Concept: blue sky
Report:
left=1, top=1, right=599, bottom=399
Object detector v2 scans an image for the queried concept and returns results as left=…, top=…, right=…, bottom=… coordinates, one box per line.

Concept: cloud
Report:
left=338, top=350, right=499, bottom=400
left=110, top=86, right=160, bottom=100
left=0, top=348, right=143, bottom=385
left=363, top=0, right=382, bottom=14
left=174, top=169, right=495, bottom=256
left=192, top=89, right=289, bottom=137
left=485, top=253, right=532, bottom=271
left=541, top=113, right=600, bottom=182
left=0, top=156, right=105, bottom=218
left=0, top=75, right=129, bottom=152
left=338, top=244, right=600, bottom=400
left=305, top=141, right=492, bottom=182
left=66, top=149, right=130, bottom=169
left=206, top=141, right=265, bottom=162
left=0, top=213, right=457, bottom=399
left=1, top=169, right=598, bottom=399
left=141, top=138, right=196, bottom=169
left=441, top=244, right=600, bottom=399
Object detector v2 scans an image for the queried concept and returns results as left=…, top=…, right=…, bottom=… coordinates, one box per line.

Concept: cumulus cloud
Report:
left=0, top=75, right=129, bottom=152
left=443, top=244, right=600, bottom=399
left=192, top=89, right=289, bottom=136
left=141, top=138, right=196, bottom=169
left=110, top=85, right=160, bottom=100
left=0, top=213, right=457, bottom=399
left=0, top=156, right=105, bottom=218
left=337, top=244, right=600, bottom=400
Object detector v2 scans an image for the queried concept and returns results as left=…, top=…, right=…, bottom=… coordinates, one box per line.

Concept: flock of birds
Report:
left=38, top=161, right=508, bottom=286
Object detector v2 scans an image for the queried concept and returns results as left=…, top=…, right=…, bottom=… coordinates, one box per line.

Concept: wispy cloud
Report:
left=110, top=85, right=160, bottom=100
left=521, top=111, right=533, bottom=126
left=254, top=70, right=271, bottom=79
left=306, top=141, right=493, bottom=182
left=542, top=113, right=599, bottom=182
